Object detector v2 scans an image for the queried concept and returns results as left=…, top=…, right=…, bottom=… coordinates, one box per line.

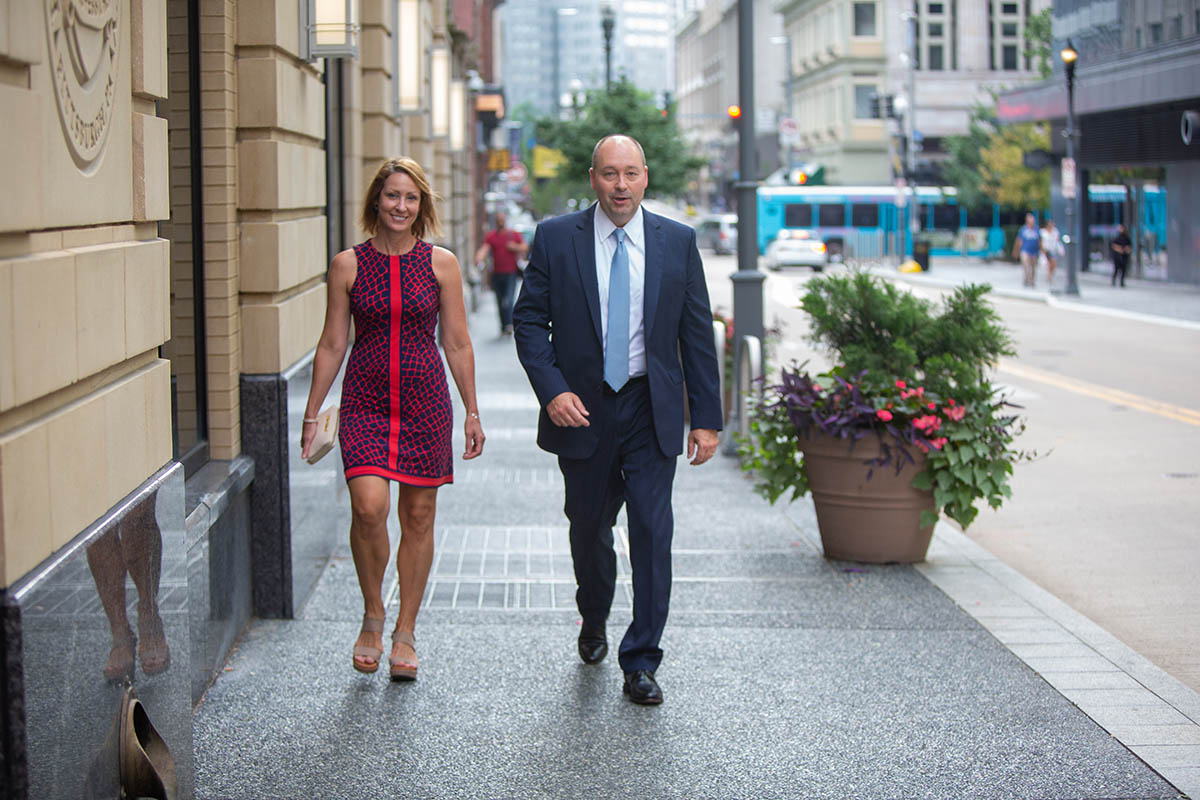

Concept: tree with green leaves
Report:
left=533, top=78, right=704, bottom=203
left=1025, top=8, right=1053, bottom=79
left=941, top=101, right=998, bottom=210
left=943, top=100, right=1049, bottom=213
left=979, top=122, right=1050, bottom=210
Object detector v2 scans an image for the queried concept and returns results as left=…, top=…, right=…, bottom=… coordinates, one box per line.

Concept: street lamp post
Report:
left=733, top=0, right=764, bottom=380
left=1061, top=39, right=1080, bottom=296
left=601, top=4, right=615, bottom=91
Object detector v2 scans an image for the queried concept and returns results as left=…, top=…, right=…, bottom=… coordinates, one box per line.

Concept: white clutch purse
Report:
left=306, top=405, right=339, bottom=465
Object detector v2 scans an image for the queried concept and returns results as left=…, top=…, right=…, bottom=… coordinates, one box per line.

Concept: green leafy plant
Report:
left=740, top=272, right=1030, bottom=529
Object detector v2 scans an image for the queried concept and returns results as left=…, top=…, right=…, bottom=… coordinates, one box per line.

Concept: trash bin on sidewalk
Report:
left=913, top=237, right=932, bottom=272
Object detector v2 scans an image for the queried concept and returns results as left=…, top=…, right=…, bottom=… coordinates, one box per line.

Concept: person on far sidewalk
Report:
left=513, top=134, right=723, bottom=706
left=1040, top=218, right=1063, bottom=290
left=1013, top=213, right=1041, bottom=287
left=474, top=211, right=528, bottom=336
left=1111, top=224, right=1132, bottom=287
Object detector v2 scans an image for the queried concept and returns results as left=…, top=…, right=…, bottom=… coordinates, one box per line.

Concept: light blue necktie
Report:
left=604, top=228, right=630, bottom=391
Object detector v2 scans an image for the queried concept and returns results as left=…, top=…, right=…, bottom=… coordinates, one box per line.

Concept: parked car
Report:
left=695, top=214, right=738, bottom=255
left=764, top=229, right=827, bottom=271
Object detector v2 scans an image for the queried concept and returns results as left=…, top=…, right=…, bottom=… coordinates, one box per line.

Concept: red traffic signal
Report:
left=727, top=104, right=742, bottom=119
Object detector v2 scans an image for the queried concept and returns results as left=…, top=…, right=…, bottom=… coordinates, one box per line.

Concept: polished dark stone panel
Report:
left=0, top=599, right=28, bottom=796
left=285, top=358, right=346, bottom=617
left=186, top=457, right=254, bottom=705
left=3, top=463, right=192, bottom=800
left=240, top=374, right=294, bottom=619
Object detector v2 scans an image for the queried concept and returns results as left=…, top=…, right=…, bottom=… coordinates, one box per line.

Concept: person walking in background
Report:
left=1111, top=224, right=1132, bottom=287
left=474, top=211, right=528, bottom=336
left=1040, top=218, right=1063, bottom=290
left=512, top=134, right=723, bottom=706
left=1013, top=213, right=1041, bottom=288
left=301, top=157, right=485, bottom=681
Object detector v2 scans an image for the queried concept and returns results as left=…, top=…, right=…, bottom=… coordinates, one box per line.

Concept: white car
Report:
left=765, top=229, right=827, bottom=271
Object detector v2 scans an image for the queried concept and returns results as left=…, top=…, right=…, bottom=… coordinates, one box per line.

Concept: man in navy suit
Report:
left=513, top=134, right=722, bottom=705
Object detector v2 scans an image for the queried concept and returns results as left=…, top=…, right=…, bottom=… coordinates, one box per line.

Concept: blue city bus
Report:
left=757, top=184, right=1167, bottom=259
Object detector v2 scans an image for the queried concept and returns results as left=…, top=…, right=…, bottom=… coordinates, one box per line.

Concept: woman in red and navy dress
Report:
left=301, top=157, right=484, bottom=681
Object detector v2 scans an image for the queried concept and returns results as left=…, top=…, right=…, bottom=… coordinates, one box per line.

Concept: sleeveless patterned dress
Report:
left=339, top=239, right=454, bottom=486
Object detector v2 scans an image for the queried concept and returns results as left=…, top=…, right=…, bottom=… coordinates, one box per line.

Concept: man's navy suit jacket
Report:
left=512, top=204, right=723, bottom=460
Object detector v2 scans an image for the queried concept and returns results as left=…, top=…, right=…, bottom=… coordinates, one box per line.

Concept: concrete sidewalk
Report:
left=863, top=255, right=1200, bottom=328
left=193, top=292, right=1196, bottom=799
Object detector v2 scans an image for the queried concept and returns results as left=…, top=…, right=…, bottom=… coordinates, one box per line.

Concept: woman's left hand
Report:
left=463, top=415, right=485, bottom=459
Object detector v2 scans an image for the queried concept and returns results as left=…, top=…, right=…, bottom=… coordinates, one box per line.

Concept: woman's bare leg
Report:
left=348, top=475, right=391, bottom=668
left=392, top=484, right=438, bottom=665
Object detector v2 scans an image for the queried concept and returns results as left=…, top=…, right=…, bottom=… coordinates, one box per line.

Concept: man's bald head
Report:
left=591, top=135, right=646, bottom=170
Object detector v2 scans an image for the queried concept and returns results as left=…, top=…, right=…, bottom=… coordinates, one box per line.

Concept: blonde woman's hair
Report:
left=360, top=157, right=443, bottom=240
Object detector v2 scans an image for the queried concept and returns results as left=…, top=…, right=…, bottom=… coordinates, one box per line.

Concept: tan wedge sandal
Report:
left=353, top=616, right=385, bottom=674
left=389, top=629, right=418, bottom=681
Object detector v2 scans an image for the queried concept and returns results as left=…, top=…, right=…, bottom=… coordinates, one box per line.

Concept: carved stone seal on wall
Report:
left=45, top=0, right=121, bottom=171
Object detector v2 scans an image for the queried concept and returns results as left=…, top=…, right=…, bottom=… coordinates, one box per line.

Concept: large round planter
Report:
left=800, top=432, right=936, bottom=563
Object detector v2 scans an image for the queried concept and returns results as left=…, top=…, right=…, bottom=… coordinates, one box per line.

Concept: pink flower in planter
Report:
left=913, top=414, right=942, bottom=433
left=945, top=405, right=967, bottom=422
left=896, top=380, right=907, bottom=389
left=930, top=437, right=948, bottom=450
left=927, top=402, right=936, bottom=410
left=876, top=409, right=893, bottom=422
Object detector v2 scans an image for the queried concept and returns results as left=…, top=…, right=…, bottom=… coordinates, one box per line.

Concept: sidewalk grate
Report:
left=407, top=525, right=634, bottom=610
left=453, top=468, right=563, bottom=486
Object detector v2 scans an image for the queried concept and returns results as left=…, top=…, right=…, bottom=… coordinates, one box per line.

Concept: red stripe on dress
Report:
left=345, top=465, right=452, bottom=487
left=388, top=252, right=403, bottom=473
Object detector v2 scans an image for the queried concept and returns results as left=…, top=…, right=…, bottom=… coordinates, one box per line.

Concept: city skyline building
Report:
left=500, top=0, right=676, bottom=119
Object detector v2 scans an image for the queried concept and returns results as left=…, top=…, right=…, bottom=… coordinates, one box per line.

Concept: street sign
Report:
left=779, top=116, right=799, bottom=147
left=1062, top=156, right=1077, bottom=199
left=507, top=161, right=528, bottom=184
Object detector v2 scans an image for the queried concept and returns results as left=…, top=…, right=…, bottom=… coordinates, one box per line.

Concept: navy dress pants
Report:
left=558, top=378, right=676, bottom=673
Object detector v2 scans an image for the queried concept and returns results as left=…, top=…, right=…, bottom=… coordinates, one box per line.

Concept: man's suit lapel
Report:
left=572, top=206, right=603, bottom=345
left=642, top=210, right=664, bottom=339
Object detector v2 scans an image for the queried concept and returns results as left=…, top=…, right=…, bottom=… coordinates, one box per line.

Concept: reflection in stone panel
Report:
left=14, top=464, right=192, bottom=800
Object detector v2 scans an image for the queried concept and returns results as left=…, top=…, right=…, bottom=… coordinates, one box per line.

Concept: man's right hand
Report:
left=547, top=392, right=590, bottom=427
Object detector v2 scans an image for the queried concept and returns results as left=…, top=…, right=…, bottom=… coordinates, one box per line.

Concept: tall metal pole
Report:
left=601, top=5, right=615, bottom=91
left=783, top=36, right=794, bottom=171
left=905, top=7, right=917, bottom=238
left=1064, top=63, right=1079, bottom=295
left=733, top=0, right=764, bottom=370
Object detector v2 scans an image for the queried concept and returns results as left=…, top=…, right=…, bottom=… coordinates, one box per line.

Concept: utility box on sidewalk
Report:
left=913, top=237, right=932, bottom=272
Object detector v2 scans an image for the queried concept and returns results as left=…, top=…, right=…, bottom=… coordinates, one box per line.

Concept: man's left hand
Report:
left=687, top=428, right=719, bottom=466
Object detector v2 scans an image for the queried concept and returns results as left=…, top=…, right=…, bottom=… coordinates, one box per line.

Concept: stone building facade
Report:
left=0, top=0, right=490, bottom=796
left=775, top=0, right=1050, bottom=185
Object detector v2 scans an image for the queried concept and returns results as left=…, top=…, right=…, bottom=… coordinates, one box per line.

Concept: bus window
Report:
left=1090, top=202, right=1117, bottom=225
left=784, top=204, right=811, bottom=228
left=817, top=203, right=845, bottom=227
left=851, top=203, right=880, bottom=227
left=997, top=208, right=1025, bottom=227
left=966, top=206, right=993, bottom=227
left=932, top=204, right=959, bottom=230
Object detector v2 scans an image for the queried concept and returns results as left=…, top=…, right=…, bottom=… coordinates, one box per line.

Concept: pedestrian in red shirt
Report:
left=474, top=211, right=528, bottom=336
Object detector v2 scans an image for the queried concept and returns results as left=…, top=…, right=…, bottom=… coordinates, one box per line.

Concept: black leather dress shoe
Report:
left=622, top=670, right=663, bottom=705
left=578, top=625, right=608, bottom=665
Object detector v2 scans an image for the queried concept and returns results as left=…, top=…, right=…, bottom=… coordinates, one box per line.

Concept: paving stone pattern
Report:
left=193, top=296, right=1182, bottom=799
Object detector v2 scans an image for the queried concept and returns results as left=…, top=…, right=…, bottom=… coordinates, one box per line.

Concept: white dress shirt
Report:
left=594, top=204, right=647, bottom=378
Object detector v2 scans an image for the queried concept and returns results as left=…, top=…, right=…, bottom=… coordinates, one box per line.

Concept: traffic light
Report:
left=727, top=104, right=742, bottom=120
left=869, top=93, right=881, bottom=119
